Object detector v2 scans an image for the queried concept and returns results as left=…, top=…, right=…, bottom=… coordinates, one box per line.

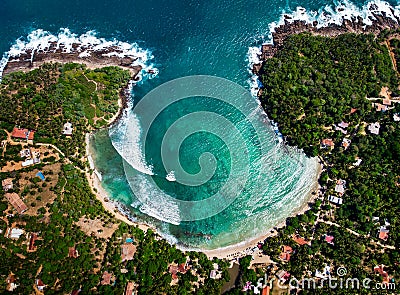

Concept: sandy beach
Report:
left=84, top=133, right=152, bottom=233
left=85, top=122, right=323, bottom=260
left=203, top=162, right=323, bottom=259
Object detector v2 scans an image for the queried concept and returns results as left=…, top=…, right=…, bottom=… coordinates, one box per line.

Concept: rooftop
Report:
left=101, top=271, right=114, bottom=285
left=368, top=122, right=381, bottom=135
left=4, top=193, right=28, bottom=214
left=324, top=235, right=334, bottom=245
left=378, top=228, right=389, bottom=241
left=121, top=243, right=136, bottom=262
left=29, top=233, right=38, bottom=251
left=68, top=247, right=79, bottom=258
left=321, top=139, right=334, bottom=148
left=63, top=122, right=73, bottom=136
left=328, top=195, right=343, bottom=205
left=293, top=235, right=310, bottom=246
left=125, top=282, right=135, bottom=295
left=2, top=178, right=13, bottom=191
left=11, top=127, right=34, bottom=140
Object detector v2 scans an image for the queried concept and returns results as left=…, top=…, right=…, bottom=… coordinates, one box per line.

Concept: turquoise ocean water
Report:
left=1, top=0, right=398, bottom=249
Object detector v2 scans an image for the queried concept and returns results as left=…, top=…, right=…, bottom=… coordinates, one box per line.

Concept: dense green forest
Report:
left=258, top=32, right=399, bottom=293
left=0, top=63, right=131, bottom=167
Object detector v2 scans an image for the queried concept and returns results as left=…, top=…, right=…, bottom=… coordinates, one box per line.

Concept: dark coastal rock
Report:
left=3, top=42, right=142, bottom=80
left=257, top=13, right=400, bottom=63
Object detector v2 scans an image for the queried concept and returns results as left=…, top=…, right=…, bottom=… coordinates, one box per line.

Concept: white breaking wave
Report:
left=166, top=171, right=176, bottom=182
left=110, top=112, right=155, bottom=176
left=0, top=28, right=159, bottom=82
left=247, top=0, right=400, bottom=96
left=127, top=173, right=181, bottom=225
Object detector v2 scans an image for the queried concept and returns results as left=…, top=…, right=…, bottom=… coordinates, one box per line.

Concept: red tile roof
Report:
left=262, top=286, right=270, bottom=295
left=4, top=193, right=28, bottom=214
left=321, top=139, right=334, bottom=147
left=293, top=235, right=310, bottom=246
left=279, top=252, right=291, bottom=261
left=29, top=234, right=38, bottom=251
left=121, top=243, right=136, bottom=262
left=282, top=245, right=293, bottom=253
left=101, top=271, right=114, bottom=285
left=378, top=229, right=389, bottom=241
left=11, top=127, right=34, bottom=140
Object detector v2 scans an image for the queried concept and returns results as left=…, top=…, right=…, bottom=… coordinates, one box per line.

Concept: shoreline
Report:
left=251, top=8, right=400, bottom=76
left=3, top=42, right=143, bottom=81
left=201, top=161, right=322, bottom=259
left=85, top=133, right=153, bottom=233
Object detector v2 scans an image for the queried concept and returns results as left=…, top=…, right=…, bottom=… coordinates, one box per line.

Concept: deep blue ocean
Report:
left=1, top=0, right=399, bottom=249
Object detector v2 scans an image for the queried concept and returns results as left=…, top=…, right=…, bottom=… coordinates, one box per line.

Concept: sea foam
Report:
left=247, top=0, right=400, bottom=97
left=0, top=28, right=159, bottom=82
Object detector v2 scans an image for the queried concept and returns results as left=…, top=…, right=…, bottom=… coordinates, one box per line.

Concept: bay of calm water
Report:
left=1, top=0, right=398, bottom=249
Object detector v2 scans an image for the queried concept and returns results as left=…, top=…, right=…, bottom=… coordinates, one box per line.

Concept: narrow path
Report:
left=385, top=40, right=398, bottom=72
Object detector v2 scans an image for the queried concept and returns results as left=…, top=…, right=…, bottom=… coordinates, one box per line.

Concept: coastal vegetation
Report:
left=258, top=32, right=399, bottom=292
left=0, top=63, right=131, bottom=167
left=0, top=63, right=229, bottom=294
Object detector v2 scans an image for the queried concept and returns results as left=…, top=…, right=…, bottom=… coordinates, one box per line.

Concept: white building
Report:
left=63, top=122, right=73, bottom=136
left=9, top=228, right=24, bottom=239
left=368, top=122, right=381, bottom=135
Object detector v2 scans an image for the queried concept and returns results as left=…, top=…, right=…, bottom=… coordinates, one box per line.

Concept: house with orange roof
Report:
left=378, top=227, right=389, bottom=241
left=101, top=271, right=115, bottom=285
left=28, top=233, right=38, bottom=252
left=292, top=235, right=310, bottom=246
left=321, top=139, right=334, bottom=149
left=350, top=108, right=357, bottom=114
left=374, top=265, right=392, bottom=285
left=342, top=138, right=351, bottom=150
left=262, top=285, right=270, bottom=295
left=11, top=127, right=35, bottom=141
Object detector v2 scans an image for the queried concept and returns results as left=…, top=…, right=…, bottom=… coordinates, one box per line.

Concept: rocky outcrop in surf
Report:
left=3, top=43, right=143, bottom=78
left=0, top=28, right=159, bottom=80
left=252, top=2, right=400, bottom=74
